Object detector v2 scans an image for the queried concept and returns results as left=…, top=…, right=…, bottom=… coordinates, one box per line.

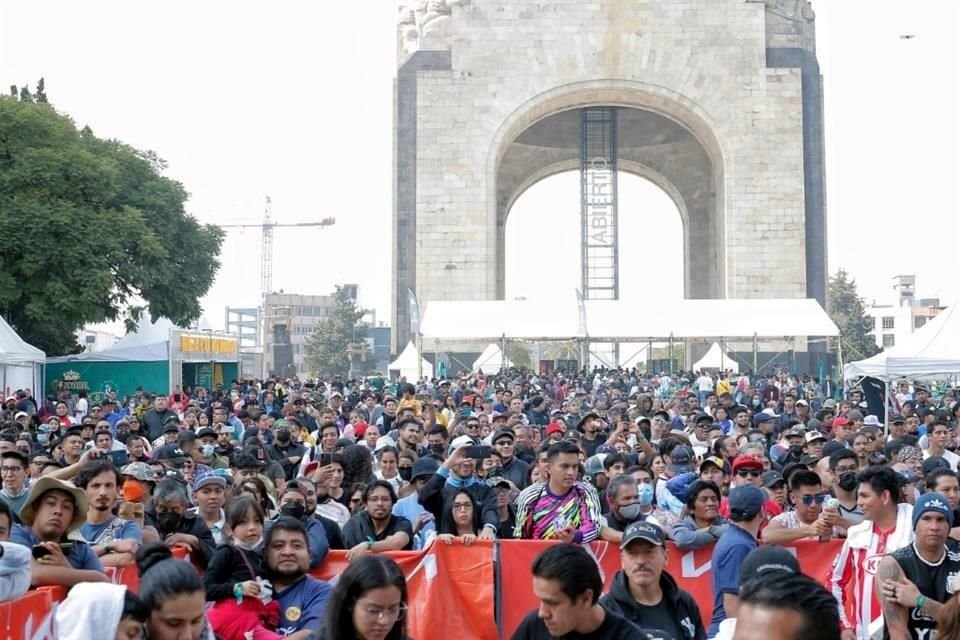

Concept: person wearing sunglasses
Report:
left=763, top=470, right=843, bottom=545
left=718, top=454, right=782, bottom=534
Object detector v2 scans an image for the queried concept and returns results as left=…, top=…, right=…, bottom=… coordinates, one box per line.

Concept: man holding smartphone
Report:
left=418, top=437, right=499, bottom=540
left=9, top=476, right=108, bottom=586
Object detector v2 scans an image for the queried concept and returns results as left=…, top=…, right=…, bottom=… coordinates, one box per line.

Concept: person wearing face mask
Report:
left=267, top=419, right=307, bottom=482
left=669, top=480, right=729, bottom=551
left=392, top=457, right=439, bottom=549
left=145, top=478, right=217, bottom=570
left=196, top=428, right=229, bottom=469
left=601, top=476, right=655, bottom=541
left=265, top=483, right=329, bottom=568
left=829, top=449, right=866, bottom=527
left=426, top=425, right=449, bottom=461
left=203, top=496, right=281, bottom=640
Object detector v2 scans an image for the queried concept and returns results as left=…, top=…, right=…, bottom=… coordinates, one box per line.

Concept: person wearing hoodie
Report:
left=0, top=499, right=31, bottom=602
left=600, top=521, right=706, bottom=640
left=56, top=582, right=148, bottom=640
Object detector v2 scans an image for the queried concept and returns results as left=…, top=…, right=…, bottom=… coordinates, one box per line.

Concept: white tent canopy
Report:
left=844, top=301, right=960, bottom=381
left=472, top=343, right=513, bottom=374
left=388, top=341, right=433, bottom=381
left=692, top=342, right=740, bottom=373
left=47, top=318, right=175, bottom=364
left=0, top=315, right=45, bottom=396
left=420, top=297, right=838, bottom=341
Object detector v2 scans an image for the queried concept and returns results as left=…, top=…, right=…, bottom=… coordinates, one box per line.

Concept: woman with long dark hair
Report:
left=437, top=488, right=482, bottom=545
left=325, top=554, right=409, bottom=640
left=135, top=542, right=215, bottom=640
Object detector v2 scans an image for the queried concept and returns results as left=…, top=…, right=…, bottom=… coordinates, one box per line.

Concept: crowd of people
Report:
left=0, top=367, right=959, bottom=639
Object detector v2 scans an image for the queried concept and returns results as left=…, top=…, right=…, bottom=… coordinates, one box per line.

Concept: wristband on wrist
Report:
left=100, top=540, right=111, bottom=553
left=916, top=594, right=927, bottom=610
left=233, top=583, right=244, bottom=604
left=366, top=536, right=375, bottom=550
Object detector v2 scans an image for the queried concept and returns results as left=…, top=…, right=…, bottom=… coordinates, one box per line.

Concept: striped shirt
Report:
left=513, top=481, right=602, bottom=543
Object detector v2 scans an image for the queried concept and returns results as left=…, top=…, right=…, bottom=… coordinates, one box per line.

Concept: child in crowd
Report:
left=203, top=496, right=281, bottom=640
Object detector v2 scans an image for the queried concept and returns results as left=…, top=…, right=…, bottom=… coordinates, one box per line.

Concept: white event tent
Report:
left=388, top=341, right=433, bottom=381
left=844, top=301, right=960, bottom=381
left=420, top=297, right=838, bottom=342
left=472, top=343, right=513, bottom=374
left=692, top=342, right=740, bottom=373
left=0, top=315, right=45, bottom=396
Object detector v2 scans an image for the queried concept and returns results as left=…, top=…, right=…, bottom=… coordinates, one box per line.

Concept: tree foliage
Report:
left=303, top=287, right=367, bottom=378
left=0, top=82, right=224, bottom=354
left=828, top=269, right=881, bottom=360
left=506, top=342, right=532, bottom=369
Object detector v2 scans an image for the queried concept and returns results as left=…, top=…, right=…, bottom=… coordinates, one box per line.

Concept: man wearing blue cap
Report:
left=708, top=484, right=766, bottom=637
left=876, top=492, right=960, bottom=640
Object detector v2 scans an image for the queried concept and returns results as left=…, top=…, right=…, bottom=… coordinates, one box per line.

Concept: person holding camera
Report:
left=418, top=436, right=499, bottom=540
left=9, top=475, right=108, bottom=587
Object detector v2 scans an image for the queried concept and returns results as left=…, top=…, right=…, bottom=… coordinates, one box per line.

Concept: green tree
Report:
left=506, top=342, right=532, bottom=369
left=828, top=269, right=881, bottom=360
left=303, top=287, right=368, bottom=377
left=0, top=86, right=224, bottom=354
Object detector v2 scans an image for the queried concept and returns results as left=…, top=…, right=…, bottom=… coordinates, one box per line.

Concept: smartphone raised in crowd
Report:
left=463, top=445, right=491, bottom=460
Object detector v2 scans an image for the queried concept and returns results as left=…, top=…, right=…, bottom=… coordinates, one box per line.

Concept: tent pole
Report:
left=417, top=333, right=423, bottom=381
left=753, top=333, right=758, bottom=374
left=837, top=338, right=845, bottom=385
left=501, top=334, right=507, bottom=373
left=434, top=339, right=440, bottom=379
left=668, top=333, right=674, bottom=376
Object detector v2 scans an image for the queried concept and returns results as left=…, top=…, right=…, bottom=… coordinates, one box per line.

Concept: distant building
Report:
left=865, top=275, right=945, bottom=349
left=262, top=286, right=383, bottom=377
left=76, top=328, right=120, bottom=353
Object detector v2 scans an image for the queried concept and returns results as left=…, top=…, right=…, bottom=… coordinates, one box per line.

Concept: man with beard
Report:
left=341, top=480, right=413, bottom=560
left=264, top=517, right=333, bottom=639
left=600, top=521, right=706, bottom=640
left=76, top=460, right=142, bottom=567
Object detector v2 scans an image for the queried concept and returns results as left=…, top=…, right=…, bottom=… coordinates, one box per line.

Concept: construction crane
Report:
left=217, top=196, right=336, bottom=299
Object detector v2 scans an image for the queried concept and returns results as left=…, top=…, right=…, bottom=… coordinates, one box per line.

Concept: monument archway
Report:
left=392, top=0, right=826, bottom=353
left=492, top=91, right=725, bottom=302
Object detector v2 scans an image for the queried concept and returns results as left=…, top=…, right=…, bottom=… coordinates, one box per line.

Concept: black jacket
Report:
left=599, top=569, right=706, bottom=640
left=144, top=508, right=217, bottom=570
left=419, top=469, right=499, bottom=533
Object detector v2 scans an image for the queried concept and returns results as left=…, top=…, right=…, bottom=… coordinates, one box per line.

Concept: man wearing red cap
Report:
left=718, top=455, right=781, bottom=534
left=831, top=417, right=854, bottom=446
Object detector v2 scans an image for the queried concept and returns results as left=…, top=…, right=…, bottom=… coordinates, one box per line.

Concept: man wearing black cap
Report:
left=392, top=456, right=438, bottom=549
left=600, top=521, right=706, bottom=639
left=492, top=428, right=529, bottom=490
left=712, top=545, right=802, bottom=640
left=877, top=492, right=960, bottom=640
left=708, top=485, right=766, bottom=637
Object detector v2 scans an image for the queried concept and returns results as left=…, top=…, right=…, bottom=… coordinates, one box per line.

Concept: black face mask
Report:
left=156, top=512, right=181, bottom=532
left=838, top=472, right=858, bottom=492
left=789, top=445, right=804, bottom=456
left=280, top=503, right=306, bottom=520
left=399, top=468, right=413, bottom=482
left=489, top=466, right=504, bottom=478
left=276, top=431, right=290, bottom=444
left=429, top=444, right=446, bottom=456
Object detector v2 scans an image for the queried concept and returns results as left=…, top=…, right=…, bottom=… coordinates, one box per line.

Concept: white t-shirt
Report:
left=697, top=375, right=714, bottom=392
left=74, top=397, right=88, bottom=420
left=924, top=448, right=960, bottom=471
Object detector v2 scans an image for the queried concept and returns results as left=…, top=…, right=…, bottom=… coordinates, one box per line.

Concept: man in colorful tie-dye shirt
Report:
left=513, top=441, right=603, bottom=543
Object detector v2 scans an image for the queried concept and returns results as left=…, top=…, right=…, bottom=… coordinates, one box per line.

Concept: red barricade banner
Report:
left=309, top=540, right=499, bottom=640
left=1, top=590, right=56, bottom=640
left=498, top=539, right=845, bottom=639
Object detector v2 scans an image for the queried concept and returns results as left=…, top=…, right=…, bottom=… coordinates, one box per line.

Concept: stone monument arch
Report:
left=392, top=0, right=826, bottom=354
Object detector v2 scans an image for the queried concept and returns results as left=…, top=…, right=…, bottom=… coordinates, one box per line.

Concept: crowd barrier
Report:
left=2, top=538, right=846, bottom=640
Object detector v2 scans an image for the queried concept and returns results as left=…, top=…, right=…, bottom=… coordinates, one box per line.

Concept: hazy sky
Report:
left=2, top=1, right=957, bottom=338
